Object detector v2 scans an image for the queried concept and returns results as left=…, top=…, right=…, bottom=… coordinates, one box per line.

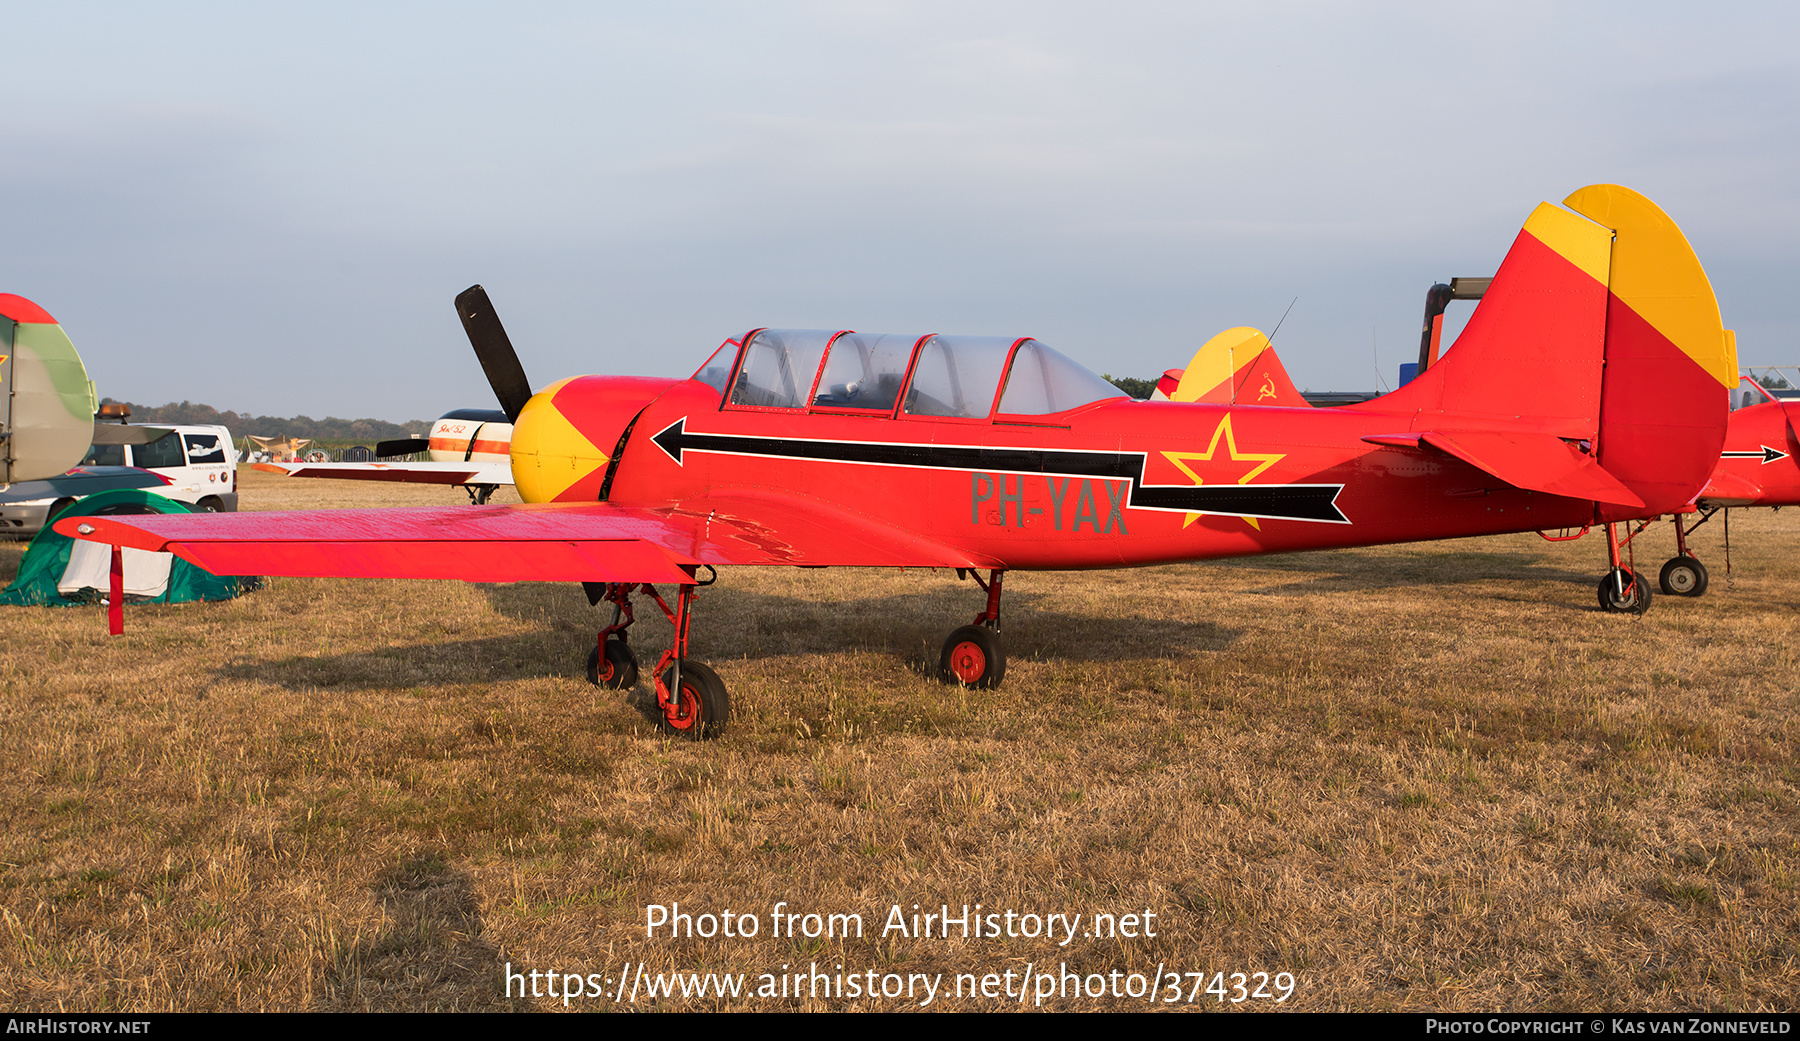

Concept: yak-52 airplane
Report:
left=1616, top=375, right=1800, bottom=601
left=252, top=409, right=515, bottom=503
left=60, top=185, right=1736, bottom=739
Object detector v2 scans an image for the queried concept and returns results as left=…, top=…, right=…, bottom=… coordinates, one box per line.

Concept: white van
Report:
left=0, top=423, right=237, bottom=537
left=80, top=424, right=239, bottom=512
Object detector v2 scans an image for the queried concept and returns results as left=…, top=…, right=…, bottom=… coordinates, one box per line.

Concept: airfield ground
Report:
left=0, top=467, right=1795, bottom=1011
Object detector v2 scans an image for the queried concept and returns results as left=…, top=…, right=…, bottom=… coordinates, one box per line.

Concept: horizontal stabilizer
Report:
left=0, top=466, right=170, bottom=505
left=89, top=424, right=180, bottom=446
left=1363, top=430, right=1645, bottom=508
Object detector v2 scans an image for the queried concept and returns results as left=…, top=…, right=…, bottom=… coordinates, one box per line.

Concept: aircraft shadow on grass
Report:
left=1204, top=546, right=1602, bottom=597
left=214, top=586, right=1240, bottom=694
left=314, top=851, right=516, bottom=1011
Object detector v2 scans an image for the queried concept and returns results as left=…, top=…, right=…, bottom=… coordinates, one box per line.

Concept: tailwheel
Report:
left=1597, top=568, right=1653, bottom=614
left=1659, top=556, right=1709, bottom=597
left=940, top=625, right=1005, bottom=689
left=586, top=637, right=638, bottom=689
left=656, top=660, right=730, bottom=740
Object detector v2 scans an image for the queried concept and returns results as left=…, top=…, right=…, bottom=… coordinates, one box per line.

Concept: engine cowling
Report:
left=509, top=375, right=678, bottom=503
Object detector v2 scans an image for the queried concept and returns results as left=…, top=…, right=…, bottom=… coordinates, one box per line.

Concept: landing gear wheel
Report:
left=656, top=660, right=730, bottom=739
left=940, top=625, right=1005, bottom=689
left=1659, top=556, right=1709, bottom=597
left=586, top=638, right=638, bottom=689
left=1597, top=568, right=1653, bottom=614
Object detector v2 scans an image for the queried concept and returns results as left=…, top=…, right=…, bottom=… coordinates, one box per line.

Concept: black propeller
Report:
left=454, top=285, right=535, bottom=424
left=375, top=437, right=430, bottom=458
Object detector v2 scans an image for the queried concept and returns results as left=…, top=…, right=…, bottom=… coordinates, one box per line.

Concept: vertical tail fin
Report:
left=1168, top=327, right=1310, bottom=406
left=1352, top=199, right=1615, bottom=434
left=1351, top=185, right=1729, bottom=517
left=1, top=294, right=97, bottom=483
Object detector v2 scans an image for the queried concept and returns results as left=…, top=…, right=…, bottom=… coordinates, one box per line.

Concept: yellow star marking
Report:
left=1161, top=413, right=1286, bottom=530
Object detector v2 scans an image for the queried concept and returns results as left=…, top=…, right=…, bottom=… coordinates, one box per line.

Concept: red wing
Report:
left=55, top=492, right=990, bottom=584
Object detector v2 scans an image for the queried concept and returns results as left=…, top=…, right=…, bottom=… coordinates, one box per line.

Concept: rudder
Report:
left=1563, top=185, right=1734, bottom=520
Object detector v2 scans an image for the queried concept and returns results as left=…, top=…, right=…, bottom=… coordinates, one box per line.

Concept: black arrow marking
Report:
left=649, top=417, right=1350, bottom=524
left=1721, top=445, right=1791, bottom=465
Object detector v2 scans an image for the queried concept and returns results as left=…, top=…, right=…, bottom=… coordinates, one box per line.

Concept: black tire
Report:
left=940, top=624, right=1005, bottom=689
left=1597, top=568, right=1653, bottom=614
left=1659, top=556, right=1709, bottom=597
left=196, top=496, right=225, bottom=513
left=656, top=660, right=730, bottom=739
left=586, top=638, right=638, bottom=690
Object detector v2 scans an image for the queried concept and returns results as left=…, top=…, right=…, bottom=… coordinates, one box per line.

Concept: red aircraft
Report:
left=59, top=184, right=1738, bottom=738
left=1620, top=377, right=1800, bottom=601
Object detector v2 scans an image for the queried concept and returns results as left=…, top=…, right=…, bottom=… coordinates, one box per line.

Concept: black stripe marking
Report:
left=651, top=417, right=1349, bottom=524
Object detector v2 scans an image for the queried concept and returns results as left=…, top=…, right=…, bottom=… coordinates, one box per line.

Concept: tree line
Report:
left=99, top=398, right=430, bottom=441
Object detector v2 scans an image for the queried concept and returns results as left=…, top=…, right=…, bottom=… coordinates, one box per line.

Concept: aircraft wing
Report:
left=251, top=460, right=515, bottom=486
left=55, top=491, right=992, bottom=584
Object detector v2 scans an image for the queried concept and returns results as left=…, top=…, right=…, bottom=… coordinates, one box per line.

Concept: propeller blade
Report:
left=454, top=285, right=534, bottom=423
left=376, top=437, right=430, bottom=458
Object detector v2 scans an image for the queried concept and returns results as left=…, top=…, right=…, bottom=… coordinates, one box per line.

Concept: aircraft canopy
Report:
left=702, top=329, right=1124, bottom=420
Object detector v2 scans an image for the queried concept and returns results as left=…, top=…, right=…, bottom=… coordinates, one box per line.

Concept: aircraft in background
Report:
left=253, top=408, right=514, bottom=503
left=2, top=294, right=97, bottom=485
left=0, top=295, right=173, bottom=534
left=62, top=185, right=1737, bottom=739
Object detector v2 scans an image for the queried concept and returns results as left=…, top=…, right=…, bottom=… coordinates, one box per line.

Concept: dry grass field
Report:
left=0, top=467, right=1794, bottom=1012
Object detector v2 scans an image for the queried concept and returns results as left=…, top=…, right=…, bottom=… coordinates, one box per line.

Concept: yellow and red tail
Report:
left=1162, top=327, right=1310, bottom=407
left=1350, top=185, right=1734, bottom=519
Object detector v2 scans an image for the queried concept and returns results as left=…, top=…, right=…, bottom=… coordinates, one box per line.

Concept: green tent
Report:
left=0, top=489, right=257, bottom=606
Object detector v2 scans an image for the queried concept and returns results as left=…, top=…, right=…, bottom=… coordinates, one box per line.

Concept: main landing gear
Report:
left=1596, top=520, right=1653, bottom=615
left=941, top=569, right=1006, bottom=689
left=1657, top=508, right=1716, bottom=597
left=587, top=577, right=729, bottom=739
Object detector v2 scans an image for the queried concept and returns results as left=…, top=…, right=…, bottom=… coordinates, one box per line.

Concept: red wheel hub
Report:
left=948, top=641, right=986, bottom=684
left=662, top=682, right=699, bottom=730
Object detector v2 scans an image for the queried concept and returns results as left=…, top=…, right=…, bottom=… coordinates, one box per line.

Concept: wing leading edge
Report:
left=55, top=492, right=990, bottom=585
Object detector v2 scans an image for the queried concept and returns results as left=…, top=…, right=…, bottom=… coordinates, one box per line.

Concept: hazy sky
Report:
left=5, top=2, right=1798, bottom=420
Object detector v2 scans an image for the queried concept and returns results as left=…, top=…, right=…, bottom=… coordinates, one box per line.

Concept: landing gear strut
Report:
left=587, top=578, right=729, bottom=739
left=1658, top=507, right=1716, bottom=597
left=941, top=569, right=1006, bottom=689
left=1597, top=521, right=1652, bottom=615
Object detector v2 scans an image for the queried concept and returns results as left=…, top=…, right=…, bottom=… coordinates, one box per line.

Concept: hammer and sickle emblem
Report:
left=1258, top=374, right=1276, bottom=401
